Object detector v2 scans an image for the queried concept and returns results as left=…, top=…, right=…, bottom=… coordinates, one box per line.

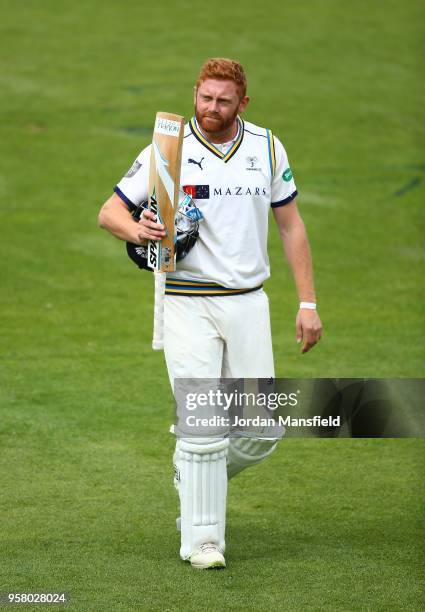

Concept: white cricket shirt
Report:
left=115, top=116, right=298, bottom=290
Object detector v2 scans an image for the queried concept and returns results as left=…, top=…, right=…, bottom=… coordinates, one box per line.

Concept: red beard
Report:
left=195, top=108, right=239, bottom=135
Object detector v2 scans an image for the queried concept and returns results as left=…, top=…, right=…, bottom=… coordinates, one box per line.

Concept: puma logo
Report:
left=188, top=157, right=204, bottom=170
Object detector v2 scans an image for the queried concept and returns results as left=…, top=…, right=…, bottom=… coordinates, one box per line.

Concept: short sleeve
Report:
left=114, top=144, right=151, bottom=210
left=270, top=136, right=298, bottom=208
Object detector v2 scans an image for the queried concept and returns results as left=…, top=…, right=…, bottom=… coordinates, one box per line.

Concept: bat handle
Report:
left=152, top=271, right=166, bottom=350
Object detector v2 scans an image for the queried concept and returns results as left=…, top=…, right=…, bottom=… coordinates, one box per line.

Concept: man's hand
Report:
left=136, top=209, right=167, bottom=243
left=98, top=193, right=166, bottom=245
left=296, top=309, right=322, bottom=354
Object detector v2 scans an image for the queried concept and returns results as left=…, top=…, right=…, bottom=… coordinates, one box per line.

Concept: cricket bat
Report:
left=148, top=112, right=185, bottom=350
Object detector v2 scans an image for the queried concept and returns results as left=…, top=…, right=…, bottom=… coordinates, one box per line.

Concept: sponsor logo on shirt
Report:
left=183, top=185, right=210, bottom=199
left=182, top=185, right=268, bottom=198
left=282, top=167, right=293, bottom=182
left=188, top=157, right=204, bottom=170
left=125, top=159, right=142, bottom=178
left=213, top=186, right=267, bottom=196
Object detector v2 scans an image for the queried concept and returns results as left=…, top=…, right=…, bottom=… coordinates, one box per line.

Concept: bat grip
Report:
left=152, top=271, right=166, bottom=350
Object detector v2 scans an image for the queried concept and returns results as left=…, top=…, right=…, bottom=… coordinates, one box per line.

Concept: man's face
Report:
left=194, top=79, right=249, bottom=135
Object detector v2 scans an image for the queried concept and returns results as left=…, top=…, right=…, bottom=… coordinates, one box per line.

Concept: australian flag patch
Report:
left=183, top=185, right=210, bottom=199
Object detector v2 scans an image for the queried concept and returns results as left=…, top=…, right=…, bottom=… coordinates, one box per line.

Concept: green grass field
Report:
left=1, top=0, right=424, bottom=609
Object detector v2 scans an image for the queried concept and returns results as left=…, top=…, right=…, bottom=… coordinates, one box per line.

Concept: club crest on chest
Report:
left=246, top=156, right=261, bottom=171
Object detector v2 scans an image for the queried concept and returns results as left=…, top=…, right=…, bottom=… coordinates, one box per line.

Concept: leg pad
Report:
left=173, top=437, right=229, bottom=559
left=227, top=437, right=278, bottom=479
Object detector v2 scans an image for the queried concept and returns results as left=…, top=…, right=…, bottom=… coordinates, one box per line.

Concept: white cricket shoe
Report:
left=188, top=543, right=226, bottom=569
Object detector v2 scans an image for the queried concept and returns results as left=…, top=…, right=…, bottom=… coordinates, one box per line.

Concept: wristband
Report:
left=300, top=301, right=316, bottom=310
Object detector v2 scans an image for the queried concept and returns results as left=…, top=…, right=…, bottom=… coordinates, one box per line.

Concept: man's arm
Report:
left=98, top=193, right=166, bottom=244
left=272, top=200, right=322, bottom=353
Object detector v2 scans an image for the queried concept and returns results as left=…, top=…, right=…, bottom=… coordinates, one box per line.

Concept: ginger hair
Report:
left=196, top=58, right=247, bottom=97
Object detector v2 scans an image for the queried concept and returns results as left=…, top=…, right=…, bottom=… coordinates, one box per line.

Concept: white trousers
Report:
left=164, top=289, right=275, bottom=380
left=164, top=289, right=276, bottom=559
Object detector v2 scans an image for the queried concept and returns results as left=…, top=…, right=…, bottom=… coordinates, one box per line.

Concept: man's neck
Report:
left=198, top=118, right=239, bottom=144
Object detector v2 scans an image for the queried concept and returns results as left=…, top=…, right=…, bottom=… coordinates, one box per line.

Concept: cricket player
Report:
left=98, top=58, right=322, bottom=569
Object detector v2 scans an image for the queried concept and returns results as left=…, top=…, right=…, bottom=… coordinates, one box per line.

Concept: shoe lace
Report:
left=199, top=543, right=219, bottom=554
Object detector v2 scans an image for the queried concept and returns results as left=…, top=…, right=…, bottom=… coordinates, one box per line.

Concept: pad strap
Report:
left=227, top=437, right=278, bottom=479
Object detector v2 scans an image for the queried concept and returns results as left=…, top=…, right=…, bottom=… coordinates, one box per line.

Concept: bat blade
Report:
left=148, top=112, right=184, bottom=350
left=148, top=112, right=185, bottom=273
